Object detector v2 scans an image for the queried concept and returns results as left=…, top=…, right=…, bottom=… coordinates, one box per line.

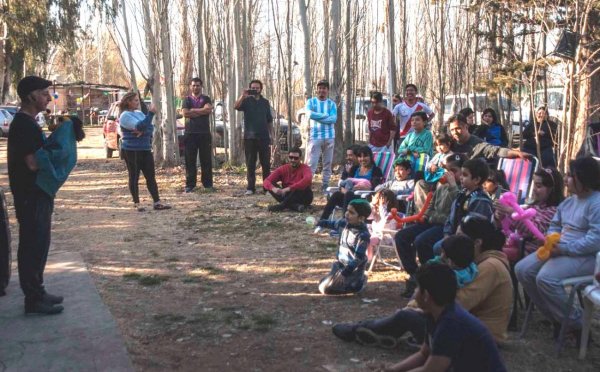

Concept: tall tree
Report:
left=298, top=0, right=311, bottom=99
left=386, top=0, right=397, bottom=102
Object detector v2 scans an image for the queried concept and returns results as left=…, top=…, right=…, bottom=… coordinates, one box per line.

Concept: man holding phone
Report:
left=234, top=80, right=273, bottom=195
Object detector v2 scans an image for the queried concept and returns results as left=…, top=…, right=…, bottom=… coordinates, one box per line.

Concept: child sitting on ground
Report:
left=429, top=235, right=479, bottom=288
left=483, top=169, right=509, bottom=201
left=374, top=159, right=415, bottom=197
left=316, top=199, right=372, bottom=295
left=434, top=158, right=494, bottom=255
left=366, top=189, right=398, bottom=262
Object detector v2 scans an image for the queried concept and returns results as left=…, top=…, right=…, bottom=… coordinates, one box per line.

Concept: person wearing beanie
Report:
left=315, top=198, right=371, bottom=295
left=8, top=76, right=65, bottom=315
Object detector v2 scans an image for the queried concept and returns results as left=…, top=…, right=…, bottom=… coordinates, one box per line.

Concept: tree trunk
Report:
left=178, top=0, right=194, bottom=97
left=329, top=0, right=343, bottom=164
left=323, top=0, right=330, bottom=79
left=298, top=0, right=311, bottom=99
left=386, top=0, right=396, bottom=103
left=157, top=0, right=178, bottom=166
left=195, top=0, right=206, bottom=84
left=121, top=0, right=138, bottom=91
left=344, top=0, right=353, bottom=147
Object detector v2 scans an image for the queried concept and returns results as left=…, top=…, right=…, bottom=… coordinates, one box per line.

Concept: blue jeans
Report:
left=515, top=252, right=596, bottom=328
left=395, top=223, right=444, bottom=275
left=13, top=188, right=54, bottom=303
left=306, top=138, right=335, bottom=187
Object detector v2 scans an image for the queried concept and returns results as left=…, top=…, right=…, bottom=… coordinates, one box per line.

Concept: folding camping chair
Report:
left=497, top=156, right=539, bottom=205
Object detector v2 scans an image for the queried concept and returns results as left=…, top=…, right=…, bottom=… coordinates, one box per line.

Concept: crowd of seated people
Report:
left=305, top=111, right=600, bottom=364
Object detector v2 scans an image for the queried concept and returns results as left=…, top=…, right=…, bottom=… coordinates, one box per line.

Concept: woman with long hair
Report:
left=119, top=92, right=170, bottom=212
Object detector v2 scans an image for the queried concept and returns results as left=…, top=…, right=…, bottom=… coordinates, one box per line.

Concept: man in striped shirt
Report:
left=305, top=80, right=337, bottom=192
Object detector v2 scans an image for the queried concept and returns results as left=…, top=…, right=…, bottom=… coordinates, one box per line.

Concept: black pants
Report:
left=268, top=188, right=314, bottom=208
left=244, top=138, right=271, bottom=192
left=123, top=150, right=160, bottom=204
left=320, top=190, right=359, bottom=220
left=358, top=308, right=427, bottom=343
left=184, top=133, right=213, bottom=188
left=13, top=188, right=54, bottom=303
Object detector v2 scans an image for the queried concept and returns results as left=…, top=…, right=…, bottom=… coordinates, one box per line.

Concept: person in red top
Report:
left=263, top=147, right=313, bottom=212
left=367, top=91, right=396, bottom=152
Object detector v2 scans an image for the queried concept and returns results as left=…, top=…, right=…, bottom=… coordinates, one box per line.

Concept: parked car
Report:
left=0, top=105, right=18, bottom=117
left=0, top=109, right=14, bottom=137
left=443, top=93, right=520, bottom=133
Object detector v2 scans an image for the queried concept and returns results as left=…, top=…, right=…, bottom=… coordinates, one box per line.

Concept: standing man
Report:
left=8, top=76, right=63, bottom=314
left=367, top=91, right=396, bottom=153
left=305, top=80, right=337, bottom=192
left=235, top=80, right=273, bottom=195
left=181, top=77, right=214, bottom=193
left=392, top=84, right=434, bottom=149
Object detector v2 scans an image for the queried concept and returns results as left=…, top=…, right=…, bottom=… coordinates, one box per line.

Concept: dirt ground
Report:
left=1, top=127, right=599, bottom=371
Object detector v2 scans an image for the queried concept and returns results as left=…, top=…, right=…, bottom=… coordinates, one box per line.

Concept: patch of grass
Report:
left=138, top=274, right=169, bottom=286
left=251, top=313, right=278, bottom=332
left=123, top=272, right=142, bottom=280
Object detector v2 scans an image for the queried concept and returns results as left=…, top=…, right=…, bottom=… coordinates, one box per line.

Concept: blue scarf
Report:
left=35, top=121, right=77, bottom=197
left=427, top=256, right=479, bottom=288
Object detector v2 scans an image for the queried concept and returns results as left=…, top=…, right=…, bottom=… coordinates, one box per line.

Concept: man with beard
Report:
left=263, top=147, right=313, bottom=212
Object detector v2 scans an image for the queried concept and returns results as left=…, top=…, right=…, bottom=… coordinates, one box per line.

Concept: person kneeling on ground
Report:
left=263, top=147, right=313, bottom=212
left=316, top=199, right=371, bottom=295
left=376, top=262, right=506, bottom=372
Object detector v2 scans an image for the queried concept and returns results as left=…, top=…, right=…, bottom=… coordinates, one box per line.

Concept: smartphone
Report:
left=248, top=89, right=259, bottom=96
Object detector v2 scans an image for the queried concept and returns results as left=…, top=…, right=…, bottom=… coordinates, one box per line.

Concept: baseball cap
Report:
left=317, top=80, right=329, bottom=88
left=17, top=76, right=52, bottom=100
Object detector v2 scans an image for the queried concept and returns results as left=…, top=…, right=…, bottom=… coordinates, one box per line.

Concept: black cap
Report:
left=317, top=79, right=329, bottom=88
left=17, top=76, right=52, bottom=100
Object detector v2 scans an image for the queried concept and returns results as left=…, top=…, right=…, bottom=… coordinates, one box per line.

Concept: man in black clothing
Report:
left=234, top=79, right=273, bottom=195
left=181, top=77, right=214, bottom=192
left=8, top=76, right=63, bottom=315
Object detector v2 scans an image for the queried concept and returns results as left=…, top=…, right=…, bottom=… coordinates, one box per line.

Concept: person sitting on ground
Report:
left=429, top=235, right=479, bottom=289
left=366, top=189, right=398, bottom=262
left=263, top=147, right=313, bottom=212
left=516, top=157, right=600, bottom=343
left=396, top=153, right=464, bottom=298
left=473, top=108, right=509, bottom=147
left=316, top=199, right=371, bottom=295
left=317, top=145, right=384, bottom=221
left=494, top=168, right=564, bottom=261
left=331, top=220, right=512, bottom=349
left=373, top=262, right=507, bottom=372
left=374, top=159, right=415, bottom=197
left=483, top=169, right=509, bottom=201
left=434, top=158, right=494, bottom=255
left=397, top=111, right=433, bottom=173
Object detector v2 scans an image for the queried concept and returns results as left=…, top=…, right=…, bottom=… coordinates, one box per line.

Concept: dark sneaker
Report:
left=25, top=300, right=64, bottom=315
left=355, top=327, right=397, bottom=349
left=185, top=186, right=195, bottom=193
left=42, top=292, right=64, bottom=305
left=332, top=323, right=357, bottom=342
left=401, top=278, right=417, bottom=299
left=290, top=204, right=306, bottom=212
left=268, top=204, right=285, bottom=212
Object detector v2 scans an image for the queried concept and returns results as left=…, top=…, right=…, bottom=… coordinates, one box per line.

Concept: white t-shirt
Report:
left=392, top=101, right=434, bottom=138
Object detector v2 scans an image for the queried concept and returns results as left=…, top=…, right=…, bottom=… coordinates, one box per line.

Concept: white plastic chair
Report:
left=579, top=251, right=600, bottom=359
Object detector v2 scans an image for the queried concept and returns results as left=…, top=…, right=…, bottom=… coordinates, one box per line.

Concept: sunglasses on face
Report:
left=288, top=155, right=300, bottom=160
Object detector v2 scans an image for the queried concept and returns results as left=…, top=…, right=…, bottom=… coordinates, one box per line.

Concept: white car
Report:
left=520, top=88, right=566, bottom=126
left=443, top=93, right=520, bottom=133
left=0, top=109, right=13, bottom=136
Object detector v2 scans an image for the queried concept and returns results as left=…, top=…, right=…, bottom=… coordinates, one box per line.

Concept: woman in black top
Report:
left=521, top=106, right=558, bottom=168
left=318, top=145, right=384, bottom=221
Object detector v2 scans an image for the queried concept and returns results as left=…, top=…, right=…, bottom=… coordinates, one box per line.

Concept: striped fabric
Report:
left=498, top=157, right=539, bottom=204
left=373, top=151, right=396, bottom=182
left=306, top=97, right=337, bottom=140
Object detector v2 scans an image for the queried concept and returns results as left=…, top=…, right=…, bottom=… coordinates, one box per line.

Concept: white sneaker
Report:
left=314, top=226, right=324, bottom=234
left=244, top=190, right=254, bottom=196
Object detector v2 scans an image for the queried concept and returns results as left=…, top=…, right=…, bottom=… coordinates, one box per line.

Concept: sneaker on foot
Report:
left=184, top=186, right=195, bottom=193
left=153, top=202, right=171, bottom=210
left=355, top=327, right=397, bottom=349
left=134, top=203, right=145, bottom=212
left=244, top=190, right=255, bottom=196
left=290, top=204, right=306, bottom=212
left=332, top=323, right=357, bottom=342
left=25, top=300, right=64, bottom=315
left=314, top=226, right=324, bottom=234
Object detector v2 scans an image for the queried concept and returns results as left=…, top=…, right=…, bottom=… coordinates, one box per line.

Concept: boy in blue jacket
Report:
left=317, top=199, right=372, bottom=295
